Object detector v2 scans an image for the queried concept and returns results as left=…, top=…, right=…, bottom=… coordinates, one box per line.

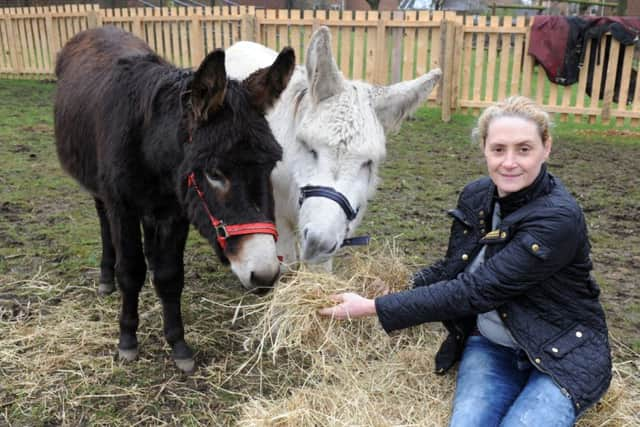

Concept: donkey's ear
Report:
left=191, top=49, right=228, bottom=121
left=372, top=68, right=442, bottom=134
left=306, top=26, right=344, bottom=105
left=243, top=46, right=295, bottom=112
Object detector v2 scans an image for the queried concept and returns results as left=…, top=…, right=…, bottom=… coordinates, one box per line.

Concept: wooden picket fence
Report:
left=447, top=15, right=640, bottom=127
left=0, top=4, right=638, bottom=126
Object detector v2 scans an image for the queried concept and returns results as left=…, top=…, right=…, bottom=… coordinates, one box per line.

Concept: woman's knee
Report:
left=499, top=372, right=576, bottom=427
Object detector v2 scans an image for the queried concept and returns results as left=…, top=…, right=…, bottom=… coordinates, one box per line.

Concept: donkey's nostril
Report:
left=301, top=228, right=340, bottom=262
left=249, top=270, right=279, bottom=296
left=303, top=227, right=309, bottom=240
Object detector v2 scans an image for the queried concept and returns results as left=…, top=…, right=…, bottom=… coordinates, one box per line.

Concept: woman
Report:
left=318, top=96, right=611, bottom=426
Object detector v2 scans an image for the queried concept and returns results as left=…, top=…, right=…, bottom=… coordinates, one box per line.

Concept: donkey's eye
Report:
left=205, top=169, right=226, bottom=187
left=362, top=160, right=373, bottom=170
left=299, top=139, right=318, bottom=161
left=207, top=169, right=224, bottom=180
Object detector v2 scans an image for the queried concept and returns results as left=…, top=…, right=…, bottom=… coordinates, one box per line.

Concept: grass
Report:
left=0, top=79, right=639, bottom=425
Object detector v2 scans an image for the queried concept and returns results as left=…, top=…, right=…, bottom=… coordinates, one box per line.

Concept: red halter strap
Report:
left=187, top=172, right=278, bottom=251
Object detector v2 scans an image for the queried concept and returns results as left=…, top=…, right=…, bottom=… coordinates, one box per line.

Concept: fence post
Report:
left=438, top=20, right=445, bottom=106
left=5, top=16, right=23, bottom=74
left=312, top=17, right=322, bottom=33
left=601, top=37, right=620, bottom=123
left=253, top=8, right=262, bottom=45
left=240, top=13, right=255, bottom=42
left=390, top=11, right=403, bottom=84
left=132, top=12, right=143, bottom=39
left=191, top=15, right=204, bottom=65
left=87, top=10, right=100, bottom=28
left=440, top=19, right=455, bottom=122
left=450, top=19, right=463, bottom=111
left=373, top=17, right=387, bottom=85
left=45, top=14, right=60, bottom=69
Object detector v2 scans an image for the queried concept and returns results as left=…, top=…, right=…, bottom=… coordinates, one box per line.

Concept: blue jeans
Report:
left=449, top=335, right=576, bottom=427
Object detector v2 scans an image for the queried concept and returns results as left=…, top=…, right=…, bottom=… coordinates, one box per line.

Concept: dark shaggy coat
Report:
left=54, top=26, right=294, bottom=368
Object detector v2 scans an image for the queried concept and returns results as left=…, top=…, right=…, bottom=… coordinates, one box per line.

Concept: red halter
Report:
left=187, top=172, right=278, bottom=251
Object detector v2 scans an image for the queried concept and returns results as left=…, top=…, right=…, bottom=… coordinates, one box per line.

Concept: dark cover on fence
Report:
left=528, top=15, right=640, bottom=86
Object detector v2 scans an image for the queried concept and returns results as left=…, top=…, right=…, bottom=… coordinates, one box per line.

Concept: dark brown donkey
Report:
left=54, top=26, right=294, bottom=372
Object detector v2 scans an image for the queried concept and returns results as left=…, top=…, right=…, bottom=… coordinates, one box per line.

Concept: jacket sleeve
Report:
left=413, top=202, right=471, bottom=287
left=375, top=206, right=581, bottom=333
left=412, top=259, right=448, bottom=288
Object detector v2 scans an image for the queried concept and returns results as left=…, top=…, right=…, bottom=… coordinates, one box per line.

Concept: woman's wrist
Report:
left=367, top=298, right=378, bottom=316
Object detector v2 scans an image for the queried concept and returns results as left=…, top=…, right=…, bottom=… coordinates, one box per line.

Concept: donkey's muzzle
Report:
left=249, top=270, right=280, bottom=296
left=301, top=227, right=339, bottom=263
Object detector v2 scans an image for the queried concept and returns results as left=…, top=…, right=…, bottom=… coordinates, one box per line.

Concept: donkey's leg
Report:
left=142, top=217, right=157, bottom=285
left=110, top=209, right=147, bottom=362
left=94, top=198, right=116, bottom=295
left=144, top=217, right=194, bottom=373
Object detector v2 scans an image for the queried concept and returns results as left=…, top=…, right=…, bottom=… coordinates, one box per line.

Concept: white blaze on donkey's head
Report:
left=291, top=26, right=442, bottom=263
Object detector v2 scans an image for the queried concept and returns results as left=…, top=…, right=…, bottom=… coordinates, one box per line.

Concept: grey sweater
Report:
left=468, top=202, right=518, bottom=348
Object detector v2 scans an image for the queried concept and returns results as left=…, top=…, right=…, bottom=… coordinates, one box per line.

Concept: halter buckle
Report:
left=215, top=223, right=228, bottom=239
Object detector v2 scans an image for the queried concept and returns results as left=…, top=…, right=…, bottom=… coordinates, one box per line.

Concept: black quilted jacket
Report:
left=375, top=166, right=611, bottom=415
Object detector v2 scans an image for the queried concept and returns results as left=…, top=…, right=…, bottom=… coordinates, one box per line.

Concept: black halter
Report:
left=298, top=185, right=370, bottom=247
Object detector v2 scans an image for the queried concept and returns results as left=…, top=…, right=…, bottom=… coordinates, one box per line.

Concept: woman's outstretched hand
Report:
left=317, top=292, right=377, bottom=320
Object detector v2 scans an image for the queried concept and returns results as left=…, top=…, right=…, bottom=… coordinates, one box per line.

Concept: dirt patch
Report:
left=0, top=297, right=32, bottom=321
left=10, top=144, right=31, bottom=153
left=1, top=201, right=28, bottom=220
left=21, top=124, right=52, bottom=134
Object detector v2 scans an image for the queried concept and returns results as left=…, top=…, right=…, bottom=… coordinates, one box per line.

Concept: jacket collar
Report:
left=494, top=163, right=553, bottom=218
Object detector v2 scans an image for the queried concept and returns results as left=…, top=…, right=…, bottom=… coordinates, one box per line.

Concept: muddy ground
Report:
left=0, top=80, right=638, bottom=424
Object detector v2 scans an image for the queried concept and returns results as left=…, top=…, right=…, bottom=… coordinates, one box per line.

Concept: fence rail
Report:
left=1, top=4, right=638, bottom=126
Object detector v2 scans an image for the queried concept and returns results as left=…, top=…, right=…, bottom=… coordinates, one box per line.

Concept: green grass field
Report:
left=1, top=79, right=638, bottom=425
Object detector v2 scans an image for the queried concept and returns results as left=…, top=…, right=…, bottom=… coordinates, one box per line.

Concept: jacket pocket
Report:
left=543, top=324, right=592, bottom=358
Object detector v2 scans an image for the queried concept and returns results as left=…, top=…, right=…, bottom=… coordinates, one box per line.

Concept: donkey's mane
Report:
left=113, top=54, right=188, bottom=129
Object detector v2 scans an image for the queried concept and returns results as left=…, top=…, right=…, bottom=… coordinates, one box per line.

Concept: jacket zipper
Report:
left=471, top=211, right=572, bottom=401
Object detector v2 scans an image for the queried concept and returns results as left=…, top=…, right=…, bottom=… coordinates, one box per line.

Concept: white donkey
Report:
left=226, top=26, right=441, bottom=268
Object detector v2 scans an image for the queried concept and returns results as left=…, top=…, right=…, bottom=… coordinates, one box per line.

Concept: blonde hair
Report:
left=472, top=96, right=552, bottom=147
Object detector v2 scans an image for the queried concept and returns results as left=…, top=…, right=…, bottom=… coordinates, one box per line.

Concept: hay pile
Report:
left=242, top=245, right=416, bottom=362
left=0, top=267, right=245, bottom=425
left=236, top=246, right=640, bottom=426
left=1, top=247, right=637, bottom=425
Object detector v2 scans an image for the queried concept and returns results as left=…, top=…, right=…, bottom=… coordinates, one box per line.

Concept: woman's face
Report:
left=484, top=116, right=551, bottom=198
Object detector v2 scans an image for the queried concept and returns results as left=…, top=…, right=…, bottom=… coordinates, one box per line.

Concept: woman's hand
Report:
left=317, top=292, right=377, bottom=320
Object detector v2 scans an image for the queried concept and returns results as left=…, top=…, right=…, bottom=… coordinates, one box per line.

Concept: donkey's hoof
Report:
left=98, top=281, right=116, bottom=296
left=174, top=357, right=195, bottom=373
left=118, top=347, right=138, bottom=362
left=172, top=342, right=194, bottom=373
